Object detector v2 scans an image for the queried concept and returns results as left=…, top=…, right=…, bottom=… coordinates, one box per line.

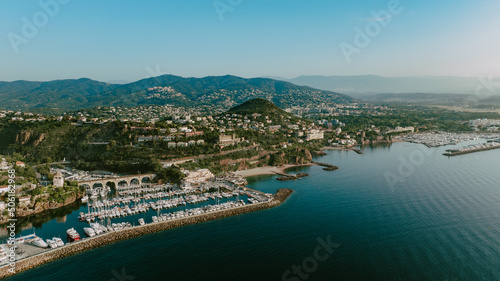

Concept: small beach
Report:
left=234, top=164, right=315, bottom=178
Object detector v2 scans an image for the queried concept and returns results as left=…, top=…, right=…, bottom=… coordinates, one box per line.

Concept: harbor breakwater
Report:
left=0, top=188, right=293, bottom=279
left=443, top=144, right=500, bottom=156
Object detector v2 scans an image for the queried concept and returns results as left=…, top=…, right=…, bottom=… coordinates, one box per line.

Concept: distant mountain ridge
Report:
left=274, top=75, right=500, bottom=97
left=0, top=75, right=355, bottom=112
left=0, top=78, right=117, bottom=111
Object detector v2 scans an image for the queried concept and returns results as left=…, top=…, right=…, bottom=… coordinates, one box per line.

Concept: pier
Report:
left=351, top=148, right=363, bottom=154
left=443, top=143, right=500, bottom=156
left=312, top=161, right=339, bottom=171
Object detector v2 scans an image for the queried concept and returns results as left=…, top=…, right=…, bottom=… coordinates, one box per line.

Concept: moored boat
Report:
left=0, top=246, right=8, bottom=263
left=83, top=227, right=96, bottom=237
left=46, top=239, right=58, bottom=249
left=66, top=228, right=81, bottom=242
left=30, top=237, right=49, bottom=248
left=52, top=237, right=64, bottom=247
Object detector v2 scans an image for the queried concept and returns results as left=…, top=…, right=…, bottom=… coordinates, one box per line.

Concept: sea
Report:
left=2, top=141, right=500, bottom=281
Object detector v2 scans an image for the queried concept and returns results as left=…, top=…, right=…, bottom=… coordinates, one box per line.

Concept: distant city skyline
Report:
left=1, top=0, right=499, bottom=82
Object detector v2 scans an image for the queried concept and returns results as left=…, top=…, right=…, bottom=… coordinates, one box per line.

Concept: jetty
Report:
left=0, top=189, right=293, bottom=279
left=443, top=143, right=500, bottom=156
left=351, top=148, right=363, bottom=154
left=312, top=161, right=339, bottom=171
left=276, top=173, right=309, bottom=181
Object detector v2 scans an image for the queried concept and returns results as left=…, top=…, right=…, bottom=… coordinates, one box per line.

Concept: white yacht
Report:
left=138, top=218, right=145, bottom=225
left=89, top=223, right=103, bottom=235
left=0, top=246, right=8, bottom=263
left=46, top=239, right=58, bottom=249
left=31, top=237, right=49, bottom=248
left=52, top=237, right=64, bottom=247
left=66, top=228, right=81, bottom=242
left=83, top=227, right=96, bottom=237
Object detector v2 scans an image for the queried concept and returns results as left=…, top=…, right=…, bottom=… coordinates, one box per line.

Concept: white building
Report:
left=469, top=119, right=500, bottom=127
left=0, top=158, right=8, bottom=170
left=182, top=169, right=214, bottom=187
left=0, top=186, right=10, bottom=194
left=306, top=130, right=324, bottom=141
left=53, top=170, right=65, bottom=187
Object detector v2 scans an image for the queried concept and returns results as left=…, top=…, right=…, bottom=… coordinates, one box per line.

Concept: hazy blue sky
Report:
left=1, top=0, right=499, bottom=82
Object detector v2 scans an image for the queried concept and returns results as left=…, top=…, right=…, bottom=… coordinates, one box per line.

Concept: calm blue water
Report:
left=4, top=142, right=500, bottom=281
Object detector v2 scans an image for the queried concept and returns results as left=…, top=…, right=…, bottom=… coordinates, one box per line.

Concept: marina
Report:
left=396, top=132, right=500, bottom=147
left=3, top=144, right=500, bottom=280
left=0, top=175, right=276, bottom=277
left=0, top=188, right=292, bottom=279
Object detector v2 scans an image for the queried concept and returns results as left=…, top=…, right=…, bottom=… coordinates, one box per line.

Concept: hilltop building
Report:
left=53, top=170, right=65, bottom=187
left=19, top=196, right=31, bottom=207
left=218, top=134, right=244, bottom=148
left=0, top=158, right=8, bottom=170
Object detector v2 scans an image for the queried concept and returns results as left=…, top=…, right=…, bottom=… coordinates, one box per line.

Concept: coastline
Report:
left=0, top=188, right=293, bottom=279
left=321, top=146, right=351, bottom=151
left=0, top=193, right=83, bottom=225
left=234, top=164, right=315, bottom=178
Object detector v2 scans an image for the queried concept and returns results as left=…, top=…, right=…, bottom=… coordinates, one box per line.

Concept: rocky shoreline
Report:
left=0, top=193, right=83, bottom=225
left=0, top=188, right=293, bottom=279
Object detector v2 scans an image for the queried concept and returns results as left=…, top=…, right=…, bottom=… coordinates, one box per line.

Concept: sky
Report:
left=0, top=0, right=499, bottom=82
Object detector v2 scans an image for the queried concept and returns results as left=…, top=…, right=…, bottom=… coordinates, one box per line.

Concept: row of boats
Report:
left=82, top=222, right=133, bottom=237
left=80, top=191, right=244, bottom=222
left=67, top=221, right=135, bottom=241
left=3, top=194, right=264, bottom=259
left=45, top=237, right=65, bottom=249
left=2, top=234, right=66, bottom=251
left=147, top=200, right=248, bottom=224
left=82, top=186, right=112, bottom=202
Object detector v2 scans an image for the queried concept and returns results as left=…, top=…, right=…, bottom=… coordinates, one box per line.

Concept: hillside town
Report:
left=2, top=98, right=500, bottom=226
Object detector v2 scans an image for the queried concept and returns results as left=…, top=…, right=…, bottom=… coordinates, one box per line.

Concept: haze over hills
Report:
left=0, top=75, right=355, bottom=113
left=271, top=75, right=500, bottom=97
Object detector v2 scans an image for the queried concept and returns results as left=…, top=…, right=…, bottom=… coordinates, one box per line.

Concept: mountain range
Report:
left=272, top=75, right=500, bottom=97
left=0, top=75, right=354, bottom=112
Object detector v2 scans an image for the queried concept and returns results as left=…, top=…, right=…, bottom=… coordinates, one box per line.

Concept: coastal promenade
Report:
left=0, top=189, right=293, bottom=279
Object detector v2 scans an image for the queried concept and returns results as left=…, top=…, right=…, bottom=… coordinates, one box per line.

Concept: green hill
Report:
left=0, top=78, right=117, bottom=111
left=226, top=98, right=290, bottom=117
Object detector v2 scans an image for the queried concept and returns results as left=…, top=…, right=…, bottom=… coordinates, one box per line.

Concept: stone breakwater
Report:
left=443, top=144, right=500, bottom=156
left=0, top=188, right=293, bottom=279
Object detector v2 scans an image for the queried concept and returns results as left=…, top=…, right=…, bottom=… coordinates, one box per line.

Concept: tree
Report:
left=156, top=166, right=185, bottom=187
